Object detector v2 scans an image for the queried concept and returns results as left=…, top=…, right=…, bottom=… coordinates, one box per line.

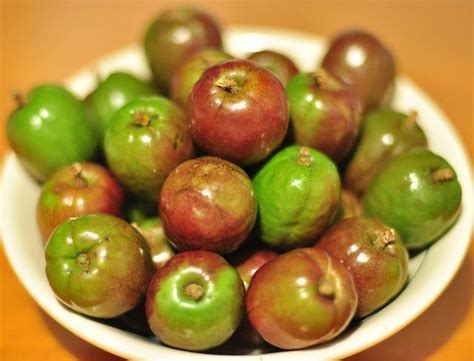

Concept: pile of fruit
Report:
left=6, top=7, right=462, bottom=353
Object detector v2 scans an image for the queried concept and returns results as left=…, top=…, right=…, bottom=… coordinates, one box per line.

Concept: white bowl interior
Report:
left=1, top=26, right=472, bottom=361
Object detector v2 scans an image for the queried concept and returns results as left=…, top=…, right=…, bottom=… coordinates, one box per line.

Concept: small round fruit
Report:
left=146, top=251, right=245, bottom=351
left=247, top=50, right=299, bottom=85
left=7, top=85, right=98, bottom=181
left=344, top=108, right=427, bottom=195
left=132, top=217, right=175, bottom=268
left=246, top=247, right=357, bottom=349
left=170, top=48, right=232, bottom=107
left=363, top=148, right=462, bottom=249
left=189, top=59, right=289, bottom=165
left=37, top=162, right=124, bottom=241
left=104, top=96, right=194, bottom=200
left=253, top=146, right=340, bottom=250
left=286, top=70, right=362, bottom=162
left=317, top=217, right=409, bottom=317
left=45, top=213, right=154, bottom=318
left=84, top=72, right=155, bottom=140
left=159, top=156, right=257, bottom=254
left=321, top=30, right=396, bottom=109
left=143, top=7, right=222, bottom=92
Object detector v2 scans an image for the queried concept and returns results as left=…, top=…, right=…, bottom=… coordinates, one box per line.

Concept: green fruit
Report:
left=345, top=108, right=428, bottom=195
left=104, top=96, right=194, bottom=200
left=363, top=148, right=462, bottom=249
left=84, top=72, right=155, bottom=140
left=253, top=145, right=341, bottom=250
left=7, top=85, right=98, bottom=181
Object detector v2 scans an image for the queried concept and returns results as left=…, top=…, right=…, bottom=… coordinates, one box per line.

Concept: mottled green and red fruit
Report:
left=104, top=96, right=194, bottom=200
left=171, top=48, right=232, bottom=107
left=7, top=85, right=98, bottom=181
left=253, top=146, right=340, bottom=250
left=132, top=217, right=175, bottom=268
left=246, top=247, right=357, bottom=349
left=321, top=30, right=396, bottom=109
left=146, top=251, right=245, bottom=351
left=144, top=7, right=222, bottom=91
left=189, top=59, right=289, bottom=165
left=159, top=157, right=257, bottom=254
left=247, top=50, right=299, bottom=85
left=344, top=108, right=427, bottom=195
left=37, top=162, right=124, bottom=241
left=45, top=213, right=154, bottom=318
left=363, top=149, right=462, bottom=249
left=84, top=72, right=155, bottom=140
left=317, top=217, right=408, bottom=317
left=286, top=70, right=362, bottom=162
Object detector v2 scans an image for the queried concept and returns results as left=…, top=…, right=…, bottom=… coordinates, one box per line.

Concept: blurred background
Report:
left=1, top=1, right=472, bottom=360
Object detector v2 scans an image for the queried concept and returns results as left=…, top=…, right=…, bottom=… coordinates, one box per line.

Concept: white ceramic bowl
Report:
left=1, top=26, right=472, bottom=361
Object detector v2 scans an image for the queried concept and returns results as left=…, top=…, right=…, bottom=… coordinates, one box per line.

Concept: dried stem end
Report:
left=215, top=78, right=239, bottom=95
left=298, top=147, right=312, bottom=166
left=431, top=168, right=454, bottom=182
left=184, top=283, right=205, bottom=301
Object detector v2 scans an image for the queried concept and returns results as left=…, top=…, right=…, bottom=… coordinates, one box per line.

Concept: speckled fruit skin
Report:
left=286, top=71, right=362, bottom=163
left=234, top=249, right=278, bottom=345
left=247, top=50, right=299, bottom=85
left=159, top=156, right=257, bottom=254
left=84, top=72, right=155, bottom=140
left=321, top=30, right=396, bottom=109
left=317, top=217, right=409, bottom=318
left=7, top=85, right=98, bottom=182
left=45, top=213, right=154, bottom=318
left=189, top=59, right=289, bottom=165
left=132, top=217, right=175, bottom=268
left=253, top=145, right=341, bottom=250
left=363, top=148, right=462, bottom=249
left=170, top=48, right=232, bottom=107
left=246, top=247, right=357, bottom=350
left=104, top=96, right=194, bottom=201
left=344, top=108, right=428, bottom=195
left=143, top=7, right=222, bottom=92
left=37, top=162, right=124, bottom=241
left=146, top=251, right=245, bottom=351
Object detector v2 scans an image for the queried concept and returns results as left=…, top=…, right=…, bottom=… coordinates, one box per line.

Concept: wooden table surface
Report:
left=1, top=1, right=472, bottom=360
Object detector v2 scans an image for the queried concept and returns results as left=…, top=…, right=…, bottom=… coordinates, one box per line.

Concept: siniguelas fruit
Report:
left=345, top=108, right=428, bottom=195
left=84, top=72, right=156, bottom=141
left=363, top=148, right=462, bottom=249
left=252, top=145, right=341, bottom=250
left=7, top=85, right=98, bottom=182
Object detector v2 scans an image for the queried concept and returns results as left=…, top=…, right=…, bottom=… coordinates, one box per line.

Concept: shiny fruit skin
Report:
left=246, top=247, right=357, bottom=350
left=344, top=108, right=428, bottom=195
left=286, top=71, right=362, bottom=162
left=37, top=162, right=124, bottom=241
left=363, top=148, right=462, bottom=249
left=189, top=59, right=289, bottom=165
left=146, top=251, right=245, bottom=351
left=104, top=96, right=194, bottom=201
left=321, top=30, right=396, bottom=109
left=132, top=217, right=175, bottom=268
left=143, top=7, right=222, bottom=92
left=7, top=85, right=98, bottom=181
left=247, top=50, right=299, bottom=85
left=84, top=72, right=155, bottom=140
left=253, top=146, right=341, bottom=250
left=45, top=213, right=154, bottom=318
left=317, top=217, right=409, bottom=317
left=170, top=48, right=232, bottom=107
left=159, top=156, right=257, bottom=254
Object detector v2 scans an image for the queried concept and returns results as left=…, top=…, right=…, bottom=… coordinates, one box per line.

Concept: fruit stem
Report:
left=403, top=110, right=418, bottom=131
left=215, top=78, right=239, bottom=95
left=318, top=277, right=336, bottom=299
left=298, top=147, right=312, bottom=166
left=72, top=163, right=88, bottom=187
left=313, top=69, right=328, bottom=90
left=12, top=90, right=26, bottom=107
left=76, top=253, right=90, bottom=267
left=431, top=168, right=454, bottom=182
left=184, top=283, right=205, bottom=301
left=372, top=229, right=396, bottom=250
left=134, top=111, right=151, bottom=127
